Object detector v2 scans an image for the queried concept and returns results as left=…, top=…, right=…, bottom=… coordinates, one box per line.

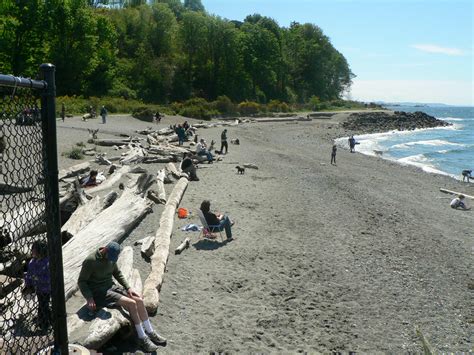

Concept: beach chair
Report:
left=197, top=209, right=224, bottom=241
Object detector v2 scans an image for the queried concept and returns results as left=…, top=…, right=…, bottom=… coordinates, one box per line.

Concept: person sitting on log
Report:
left=78, top=241, right=167, bottom=352
left=180, top=152, right=199, bottom=181
left=200, top=200, right=234, bottom=241
left=450, top=194, right=470, bottom=210
left=80, top=170, right=99, bottom=187
left=23, top=241, right=52, bottom=332
left=196, top=138, right=214, bottom=163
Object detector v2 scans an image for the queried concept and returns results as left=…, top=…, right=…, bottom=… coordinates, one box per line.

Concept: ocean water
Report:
left=339, top=106, right=474, bottom=180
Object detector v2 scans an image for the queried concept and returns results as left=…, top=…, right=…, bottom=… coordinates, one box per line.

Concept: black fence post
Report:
left=40, top=63, right=69, bottom=354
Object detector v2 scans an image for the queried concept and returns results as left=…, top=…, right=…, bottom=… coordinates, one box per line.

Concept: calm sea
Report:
left=344, top=105, right=474, bottom=180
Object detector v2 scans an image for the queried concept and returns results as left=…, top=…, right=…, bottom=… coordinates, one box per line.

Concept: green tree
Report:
left=184, top=0, right=205, bottom=12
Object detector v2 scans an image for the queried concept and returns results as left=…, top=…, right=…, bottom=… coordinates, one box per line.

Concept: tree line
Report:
left=0, top=0, right=354, bottom=105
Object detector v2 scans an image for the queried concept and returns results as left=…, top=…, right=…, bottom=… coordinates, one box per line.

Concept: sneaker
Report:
left=137, top=336, right=159, bottom=352
left=146, top=331, right=167, bottom=346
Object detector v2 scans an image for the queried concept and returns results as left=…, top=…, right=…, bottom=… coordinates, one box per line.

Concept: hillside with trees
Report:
left=0, top=0, right=354, bottom=107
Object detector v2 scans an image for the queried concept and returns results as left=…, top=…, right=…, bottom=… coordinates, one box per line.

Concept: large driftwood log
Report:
left=61, top=196, right=102, bottom=239
left=87, top=165, right=145, bottom=194
left=58, top=162, right=91, bottom=181
left=63, top=183, right=153, bottom=299
left=143, top=177, right=188, bottom=314
left=141, top=156, right=174, bottom=164
left=0, top=202, right=44, bottom=242
left=94, top=138, right=139, bottom=147
left=95, top=154, right=112, bottom=166
left=439, top=188, right=473, bottom=199
left=156, top=169, right=167, bottom=203
left=67, top=247, right=143, bottom=349
left=148, top=144, right=190, bottom=156
left=120, top=145, right=146, bottom=165
left=166, top=162, right=181, bottom=179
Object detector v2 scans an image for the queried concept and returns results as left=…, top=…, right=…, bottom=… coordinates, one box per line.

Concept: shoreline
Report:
left=53, top=112, right=472, bottom=352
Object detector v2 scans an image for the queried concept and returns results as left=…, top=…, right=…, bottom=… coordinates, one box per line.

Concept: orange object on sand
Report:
left=178, top=208, right=188, bottom=219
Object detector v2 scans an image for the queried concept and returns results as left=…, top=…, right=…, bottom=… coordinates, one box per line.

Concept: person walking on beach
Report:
left=23, top=241, right=51, bottom=332
left=348, top=135, right=356, bottom=153
left=61, top=103, right=66, bottom=122
left=331, top=144, right=337, bottom=165
left=450, top=194, right=470, bottom=210
left=78, top=242, right=167, bottom=352
left=220, top=129, right=228, bottom=154
left=200, top=200, right=234, bottom=240
left=100, top=105, right=108, bottom=124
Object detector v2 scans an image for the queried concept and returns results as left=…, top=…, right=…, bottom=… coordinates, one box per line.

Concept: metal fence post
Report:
left=40, top=63, right=69, bottom=354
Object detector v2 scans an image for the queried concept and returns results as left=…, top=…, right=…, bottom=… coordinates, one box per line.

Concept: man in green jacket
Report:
left=78, top=241, right=166, bottom=352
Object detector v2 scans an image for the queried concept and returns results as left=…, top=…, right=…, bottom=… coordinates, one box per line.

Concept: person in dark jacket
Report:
left=78, top=242, right=166, bottom=352
left=100, top=106, right=107, bottom=124
left=200, top=200, right=234, bottom=240
left=180, top=153, right=199, bottom=181
left=331, top=144, right=337, bottom=165
left=220, top=129, right=228, bottom=154
left=23, top=241, right=51, bottom=331
left=176, top=125, right=186, bottom=145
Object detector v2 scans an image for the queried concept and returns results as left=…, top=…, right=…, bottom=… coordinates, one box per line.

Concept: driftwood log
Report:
left=87, top=165, right=145, bottom=194
left=143, top=177, right=188, bottom=314
left=67, top=247, right=143, bottom=349
left=156, top=169, right=167, bottom=203
left=94, top=138, right=139, bottom=147
left=120, top=146, right=146, bottom=165
left=63, top=178, right=153, bottom=299
left=58, top=162, right=91, bottom=181
left=61, top=196, right=102, bottom=239
left=175, top=237, right=190, bottom=255
left=0, top=202, right=44, bottom=242
left=439, top=188, right=473, bottom=199
left=166, top=162, right=181, bottom=179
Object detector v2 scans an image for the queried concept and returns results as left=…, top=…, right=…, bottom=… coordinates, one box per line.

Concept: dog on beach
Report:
left=235, top=166, right=245, bottom=174
left=231, top=138, right=240, bottom=145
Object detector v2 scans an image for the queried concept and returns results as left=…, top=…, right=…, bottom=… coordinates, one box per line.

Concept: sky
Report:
left=202, top=0, right=473, bottom=106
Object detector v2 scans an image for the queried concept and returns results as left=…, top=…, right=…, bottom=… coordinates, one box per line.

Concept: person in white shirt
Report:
left=450, top=194, right=470, bottom=210
left=196, top=139, right=213, bottom=163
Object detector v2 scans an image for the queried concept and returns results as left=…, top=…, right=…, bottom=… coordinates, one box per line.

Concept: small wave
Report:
left=438, top=117, right=465, bottom=122
left=397, top=154, right=454, bottom=177
left=391, top=139, right=464, bottom=149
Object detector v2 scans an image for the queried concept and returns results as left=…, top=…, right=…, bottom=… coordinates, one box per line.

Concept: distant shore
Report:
left=57, top=112, right=472, bottom=353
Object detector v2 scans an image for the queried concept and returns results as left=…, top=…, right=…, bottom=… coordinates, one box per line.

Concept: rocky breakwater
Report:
left=342, top=111, right=451, bottom=133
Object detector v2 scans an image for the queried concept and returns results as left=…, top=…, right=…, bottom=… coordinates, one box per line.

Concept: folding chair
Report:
left=196, top=209, right=224, bottom=241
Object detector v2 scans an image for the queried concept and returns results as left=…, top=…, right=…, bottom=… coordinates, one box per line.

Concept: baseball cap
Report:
left=105, top=241, right=121, bottom=262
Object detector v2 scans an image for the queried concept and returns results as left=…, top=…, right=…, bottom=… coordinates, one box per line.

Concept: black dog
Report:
left=231, top=138, right=240, bottom=145
left=235, top=166, right=245, bottom=174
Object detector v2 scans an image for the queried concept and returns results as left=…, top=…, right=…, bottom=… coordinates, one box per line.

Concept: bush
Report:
left=267, top=100, right=291, bottom=113
left=63, top=147, right=84, bottom=160
left=132, top=106, right=155, bottom=122
left=212, top=95, right=237, bottom=115
left=238, top=101, right=261, bottom=115
left=174, top=98, right=219, bottom=120
left=76, top=141, right=85, bottom=147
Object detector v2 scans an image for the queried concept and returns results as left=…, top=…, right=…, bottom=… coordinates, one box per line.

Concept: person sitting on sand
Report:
left=196, top=139, right=213, bottom=163
left=180, top=152, right=199, bottom=181
left=462, top=170, right=472, bottom=182
left=80, top=170, right=100, bottom=187
left=331, top=144, right=337, bottom=165
left=78, top=242, right=167, bottom=352
left=200, top=200, right=234, bottom=240
left=450, top=194, right=470, bottom=210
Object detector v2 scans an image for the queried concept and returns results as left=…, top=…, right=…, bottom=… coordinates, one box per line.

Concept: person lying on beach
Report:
left=80, top=170, right=99, bottom=187
left=462, top=170, right=472, bottom=182
left=450, top=194, right=470, bottom=210
left=200, top=200, right=234, bottom=240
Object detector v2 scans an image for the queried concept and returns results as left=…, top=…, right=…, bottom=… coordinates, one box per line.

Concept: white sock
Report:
left=135, top=323, right=146, bottom=339
left=143, top=319, right=154, bottom=333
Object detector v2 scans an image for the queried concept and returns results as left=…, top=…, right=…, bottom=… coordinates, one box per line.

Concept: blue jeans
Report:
left=198, top=150, right=213, bottom=162
left=211, top=216, right=232, bottom=239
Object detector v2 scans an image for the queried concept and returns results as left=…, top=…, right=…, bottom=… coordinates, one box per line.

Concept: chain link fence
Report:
left=0, top=66, right=68, bottom=353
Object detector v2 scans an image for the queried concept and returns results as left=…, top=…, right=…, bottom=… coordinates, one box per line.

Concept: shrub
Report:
left=212, top=95, right=237, bottom=115
left=238, top=101, right=261, bottom=115
left=76, top=141, right=85, bottom=147
left=267, top=100, right=292, bottom=113
left=63, top=147, right=84, bottom=160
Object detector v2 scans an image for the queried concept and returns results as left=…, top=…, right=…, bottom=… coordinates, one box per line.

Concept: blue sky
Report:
left=202, top=0, right=473, bottom=105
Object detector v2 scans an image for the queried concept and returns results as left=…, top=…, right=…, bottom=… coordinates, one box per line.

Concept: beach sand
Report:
left=57, top=113, right=472, bottom=353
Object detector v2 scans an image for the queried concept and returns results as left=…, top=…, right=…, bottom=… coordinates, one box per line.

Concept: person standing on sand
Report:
left=100, top=105, right=108, bottom=124
left=349, top=135, right=356, bottom=153
left=78, top=242, right=167, bottom=352
left=331, top=144, right=337, bottom=165
left=220, top=129, right=228, bottom=154
left=61, top=103, right=66, bottom=122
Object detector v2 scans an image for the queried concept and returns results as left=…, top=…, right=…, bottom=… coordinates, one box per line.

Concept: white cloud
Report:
left=411, top=44, right=464, bottom=56
left=349, top=79, right=473, bottom=106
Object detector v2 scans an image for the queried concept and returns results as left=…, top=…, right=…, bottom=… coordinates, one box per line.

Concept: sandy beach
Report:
left=57, top=112, right=472, bottom=353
